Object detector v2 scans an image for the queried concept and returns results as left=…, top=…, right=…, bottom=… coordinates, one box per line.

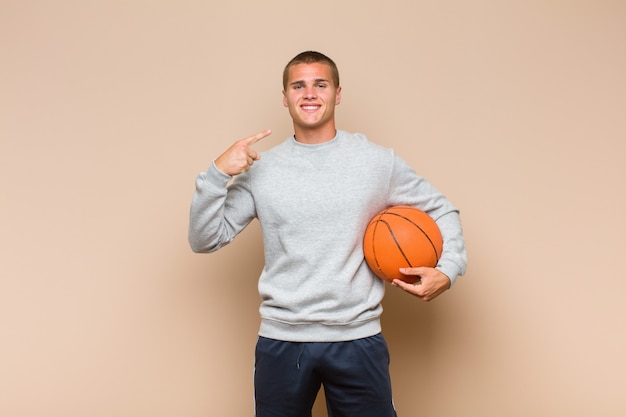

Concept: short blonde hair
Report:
left=282, top=51, right=340, bottom=90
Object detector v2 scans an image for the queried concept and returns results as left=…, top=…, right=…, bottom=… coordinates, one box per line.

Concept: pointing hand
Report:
left=215, top=129, right=272, bottom=176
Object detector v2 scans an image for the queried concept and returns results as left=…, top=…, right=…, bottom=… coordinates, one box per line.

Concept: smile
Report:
left=301, top=105, right=320, bottom=112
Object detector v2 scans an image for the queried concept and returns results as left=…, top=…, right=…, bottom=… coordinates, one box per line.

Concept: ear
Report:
left=282, top=90, right=288, bottom=108
left=335, top=86, right=342, bottom=105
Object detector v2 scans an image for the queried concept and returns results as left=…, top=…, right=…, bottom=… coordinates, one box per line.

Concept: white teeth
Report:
left=302, top=105, right=318, bottom=111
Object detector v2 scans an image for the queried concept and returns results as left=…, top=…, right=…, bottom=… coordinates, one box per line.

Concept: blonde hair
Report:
left=282, top=51, right=340, bottom=90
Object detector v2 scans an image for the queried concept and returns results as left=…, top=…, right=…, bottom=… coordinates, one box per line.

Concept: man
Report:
left=189, top=51, right=467, bottom=417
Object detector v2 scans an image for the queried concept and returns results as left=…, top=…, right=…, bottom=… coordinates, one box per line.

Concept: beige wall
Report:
left=2, top=1, right=625, bottom=416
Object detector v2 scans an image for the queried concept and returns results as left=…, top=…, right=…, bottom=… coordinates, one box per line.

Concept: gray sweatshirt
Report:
left=189, top=130, right=467, bottom=342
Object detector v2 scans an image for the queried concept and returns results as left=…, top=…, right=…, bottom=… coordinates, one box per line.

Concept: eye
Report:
left=293, top=84, right=304, bottom=90
left=316, top=83, right=327, bottom=89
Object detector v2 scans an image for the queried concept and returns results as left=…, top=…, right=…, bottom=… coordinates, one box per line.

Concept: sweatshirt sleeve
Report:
left=433, top=210, right=467, bottom=286
left=188, top=162, right=256, bottom=253
left=388, top=153, right=467, bottom=286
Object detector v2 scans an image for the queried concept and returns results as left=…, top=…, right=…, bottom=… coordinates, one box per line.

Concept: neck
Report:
left=293, top=124, right=337, bottom=144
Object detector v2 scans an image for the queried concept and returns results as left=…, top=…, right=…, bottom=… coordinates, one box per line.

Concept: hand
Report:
left=215, top=129, right=272, bottom=176
left=391, top=267, right=451, bottom=301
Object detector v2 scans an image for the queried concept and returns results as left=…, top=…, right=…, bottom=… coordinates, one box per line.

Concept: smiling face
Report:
left=282, top=62, right=342, bottom=143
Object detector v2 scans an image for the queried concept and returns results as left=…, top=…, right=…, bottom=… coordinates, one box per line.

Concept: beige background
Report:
left=2, top=1, right=625, bottom=416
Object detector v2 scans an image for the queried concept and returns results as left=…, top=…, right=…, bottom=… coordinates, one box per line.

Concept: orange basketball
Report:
left=363, top=206, right=443, bottom=283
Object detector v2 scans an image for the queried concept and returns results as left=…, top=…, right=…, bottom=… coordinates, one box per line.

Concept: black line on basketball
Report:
left=379, top=219, right=413, bottom=267
left=385, top=212, right=441, bottom=261
left=369, top=218, right=387, bottom=277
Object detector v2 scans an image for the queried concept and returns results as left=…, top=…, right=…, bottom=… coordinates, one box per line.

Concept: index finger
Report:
left=243, top=129, right=272, bottom=145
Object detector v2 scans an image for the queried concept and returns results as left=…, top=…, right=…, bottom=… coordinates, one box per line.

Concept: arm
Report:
left=387, top=155, right=467, bottom=300
left=188, top=130, right=271, bottom=253
left=392, top=211, right=466, bottom=301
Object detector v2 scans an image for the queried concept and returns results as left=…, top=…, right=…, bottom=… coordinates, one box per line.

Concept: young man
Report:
left=189, top=51, right=467, bottom=417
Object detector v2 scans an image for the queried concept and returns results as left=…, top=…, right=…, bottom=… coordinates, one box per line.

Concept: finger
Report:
left=392, top=279, right=426, bottom=298
left=248, top=150, right=259, bottom=161
left=399, top=268, right=422, bottom=284
left=399, top=266, right=427, bottom=276
left=392, top=279, right=414, bottom=291
left=243, top=129, right=272, bottom=146
left=391, top=279, right=406, bottom=289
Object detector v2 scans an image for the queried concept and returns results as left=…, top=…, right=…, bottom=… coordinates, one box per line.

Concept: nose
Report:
left=304, top=85, right=317, bottom=99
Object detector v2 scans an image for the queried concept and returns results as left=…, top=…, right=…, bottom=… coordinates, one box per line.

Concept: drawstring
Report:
left=296, top=344, right=305, bottom=370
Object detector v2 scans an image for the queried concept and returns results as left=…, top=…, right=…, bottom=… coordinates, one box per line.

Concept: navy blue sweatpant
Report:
left=254, top=334, right=398, bottom=417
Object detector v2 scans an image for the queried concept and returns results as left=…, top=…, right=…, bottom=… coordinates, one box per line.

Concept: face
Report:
left=282, top=63, right=342, bottom=137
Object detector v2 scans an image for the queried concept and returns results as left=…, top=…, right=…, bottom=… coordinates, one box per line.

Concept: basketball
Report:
left=363, top=206, right=443, bottom=283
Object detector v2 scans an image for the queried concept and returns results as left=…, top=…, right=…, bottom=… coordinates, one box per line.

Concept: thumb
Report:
left=399, top=266, right=427, bottom=275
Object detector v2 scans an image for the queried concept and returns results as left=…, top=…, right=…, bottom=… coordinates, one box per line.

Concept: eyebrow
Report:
left=289, top=78, right=330, bottom=86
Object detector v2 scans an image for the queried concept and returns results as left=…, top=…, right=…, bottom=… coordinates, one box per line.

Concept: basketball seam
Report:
left=368, top=217, right=389, bottom=280
left=380, top=219, right=414, bottom=268
left=385, top=212, right=441, bottom=261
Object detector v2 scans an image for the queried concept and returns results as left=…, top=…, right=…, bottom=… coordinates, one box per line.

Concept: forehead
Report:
left=286, top=62, right=334, bottom=84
